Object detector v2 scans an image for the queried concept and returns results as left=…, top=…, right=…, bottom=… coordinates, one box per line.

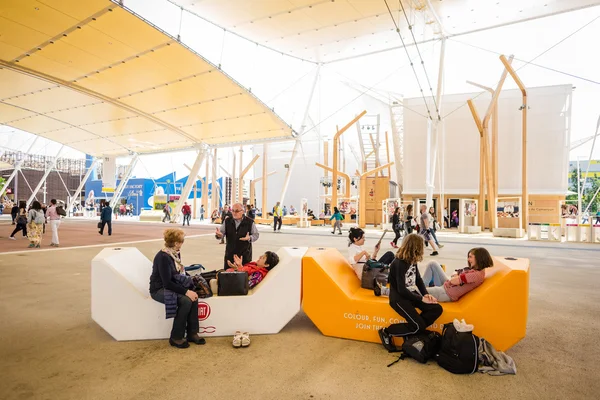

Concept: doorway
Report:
left=449, top=198, right=459, bottom=228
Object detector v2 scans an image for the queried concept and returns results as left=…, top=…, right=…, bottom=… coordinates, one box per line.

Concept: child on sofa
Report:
left=224, top=251, right=280, bottom=289
left=374, top=247, right=493, bottom=303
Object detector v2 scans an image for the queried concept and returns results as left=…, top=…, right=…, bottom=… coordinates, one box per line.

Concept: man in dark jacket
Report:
left=215, top=203, right=259, bottom=269
left=99, top=200, right=113, bottom=236
left=11, top=202, right=19, bottom=225
left=219, top=204, right=233, bottom=244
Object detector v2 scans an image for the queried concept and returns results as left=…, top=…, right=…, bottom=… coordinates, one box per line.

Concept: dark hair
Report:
left=264, top=251, right=279, bottom=271
left=406, top=204, right=413, bottom=214
left=246, top=204, right=252, bottom=211
left=468, top=247, right=494, bottom=270
left=334, top=207, right=339, bottom=214
left=19, top=200, right=26, bottom=209
left=31, top=201, right=42, bottom=210
left=348, top=227, right=364, bottom=246
left=394, top=207, right=400, bottom=214
left=50, top=199, right=57, bottom=205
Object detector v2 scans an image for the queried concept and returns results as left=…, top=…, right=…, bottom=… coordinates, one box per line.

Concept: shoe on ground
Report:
left=9, top=237, right=16, bottom=240
left=187, top=333, right=206, bottom=345
left=430, top=251, right=439, bottom=256
left=438, top=244, right=445, bottom=248
left=28, top=244, right=35, bottom=248
left=378, top=328, right=397, bottom=352
left=338, top=232, right=342, bottom=235
left=241, top=332, right=250, bottom=347
left=98, top=231, right=103, bottom=235
left=169, top=338, right=190, bottom=349
left=373, top=278, right=381, bottom=297
left=233, top=331, right=242, bottom=348
left=331, top=231, right=335, bottom=234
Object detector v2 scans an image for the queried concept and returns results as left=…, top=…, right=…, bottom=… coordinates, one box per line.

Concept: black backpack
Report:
left=387, top=330, right=441, bottom=367
left=436, top=323, right=480, bottom=374
left=402, top=330, right=442, bottom=363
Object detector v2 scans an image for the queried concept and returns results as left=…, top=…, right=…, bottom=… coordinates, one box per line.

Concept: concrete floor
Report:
left=0, top=219, right=599, bottom=400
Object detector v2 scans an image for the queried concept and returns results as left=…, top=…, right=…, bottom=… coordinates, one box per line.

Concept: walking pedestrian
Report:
left=181, top=202, right=192, bottom=226
left=27, top=201, right=45, bottom=248
left=330, top=207, right=343, bottom=234
left=47, top=199, right=62, bottom=247
left=273, top=201, right=282, bottom=232
left=9, top=201, right=28, bottom=240
left=162, top=203, right=171, bottom=223
left=99, top=201, right=112, bottom=236
left=199, top=205, right=205, bottom=221
left=391, top=207, right=402, bottom=248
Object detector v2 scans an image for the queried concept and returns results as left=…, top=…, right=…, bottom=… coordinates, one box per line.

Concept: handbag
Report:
left=192, top=275, right=213, bottom=298
left=361, top=262, right=389, bottom=290
left=217, top=271, right=249, bottom=296
left=97, top=221, right=102, bottom=229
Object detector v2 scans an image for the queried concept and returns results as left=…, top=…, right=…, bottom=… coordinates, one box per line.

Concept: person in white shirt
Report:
left=47, top=199, right=62, bottom=247
left=347, top=227, right=395, bottom=280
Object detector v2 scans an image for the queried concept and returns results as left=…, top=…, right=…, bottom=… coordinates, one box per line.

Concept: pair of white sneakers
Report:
left=232, top=331, right=250, bottom=348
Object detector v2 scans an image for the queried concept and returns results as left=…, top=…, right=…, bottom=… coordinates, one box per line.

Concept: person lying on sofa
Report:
left=149, top=228, right=206, bottom=349
left=374, top=247, right=493, bottom=303
left=224, top=251, right=280, bottom=289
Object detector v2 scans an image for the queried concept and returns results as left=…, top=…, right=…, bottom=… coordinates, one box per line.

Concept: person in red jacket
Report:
left=225, top=251, right=279, bottom=289
left=181, top=202, right=192, bottom=226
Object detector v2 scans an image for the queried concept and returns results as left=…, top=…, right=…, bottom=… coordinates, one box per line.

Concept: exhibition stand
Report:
left=458, top=199, right=481, bottom=234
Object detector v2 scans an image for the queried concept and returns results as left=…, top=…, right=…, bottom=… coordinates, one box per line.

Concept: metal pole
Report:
left=27, top=145, right=65, bottom=207
left=231, top=148, right=237, bottom=205
left=211, top=148, right=218, bottom=211
left=109, top=154, right=139, bottom=208
left=279, top=65, right=321, bottom=206
left=262, top=143, right=268, bottom=218
left=172, top=147, right=206, bottom=222
left=238, top=146, right=244, bottom=203
left=577, top=157, right=582, bottom=224
left=0, top=136, right=40, bottom=199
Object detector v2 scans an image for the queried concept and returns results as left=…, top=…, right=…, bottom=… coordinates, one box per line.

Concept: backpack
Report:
left=56, top=206, right=66, bottom=216
left=386, top=330, right=441, bottom=367
left=402, top=330, right=442, bottom=363
left=436, top=323, right=480, bottom=374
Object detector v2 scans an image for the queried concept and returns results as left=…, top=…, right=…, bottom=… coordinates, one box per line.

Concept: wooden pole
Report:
left=324, top=141, right=329, bottom=196
left=333, top=111, right=367, bottom=210
left=250, top=171, right=276, bottom=206
left=203, top=157, right=208, bottom=215
left=385, top=131, right=391, bottom=178
left=358, top=162, right=394, bottom=228
left=315, top=163, right=351, bottom=199
left=468, top=100, right=486, bottom=228
left=239, top=154, right=260, bottom=204
left=500, top=54, right=528, bottom=232
left=262, top=144, right=268, bottom=219
left=193, top=182, right=197, bottom=219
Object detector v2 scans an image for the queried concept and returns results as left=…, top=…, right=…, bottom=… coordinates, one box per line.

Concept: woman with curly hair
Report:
left=377, top=233, right=443, bottom=352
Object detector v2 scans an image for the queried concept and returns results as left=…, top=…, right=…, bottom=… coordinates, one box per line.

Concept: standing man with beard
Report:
left=215, top=203, right=259, bottom=269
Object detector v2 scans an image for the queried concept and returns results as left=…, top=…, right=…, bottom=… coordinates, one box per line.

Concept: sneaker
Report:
left=430, top=251, right=439, bottom=256
left=331, top=231, right=335, bottom=234
left=28, top=244, right=35, bottom=248
left=438, top=243, right=444, bottom=248
left=373, top=279, right=381, bottom=297
left=241, top=332, right=250, bottom=347
left=390, top=241, right=398, bottom=249
left=378, top=328, right=397, bottom=352
left=8, top=237, right=15, bottom=240
left=232, top=331, right=242, bottom=348
left=338, top=232, right=342, bottom=235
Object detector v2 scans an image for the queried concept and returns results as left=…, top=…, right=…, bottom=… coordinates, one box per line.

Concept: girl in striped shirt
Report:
left=422, top=247, right=493, bottom=302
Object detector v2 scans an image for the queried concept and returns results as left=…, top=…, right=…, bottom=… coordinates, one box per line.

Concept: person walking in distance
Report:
left=8, top=201, right=28, bottom=240
left=181, top=202, right=192, bottom=226
left=419, top=204, right=440, bottom=256
left=330, top=207, right=343, bottom=235
left=215, top=203, right=259, bottom=269
left=99, top=200, right=112, bottom=236
left=199, top=205, right=205, bottom=222
left=391, top=207, right=402, bottom=248
left=162, top=203, right=171, bottom=223
left=273, top=201, right=283, bottom=232
left=47, top=199, right=62, bottom=247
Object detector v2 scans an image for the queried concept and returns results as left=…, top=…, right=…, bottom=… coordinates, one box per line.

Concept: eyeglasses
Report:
left=232, top=209, right=244, bottom=213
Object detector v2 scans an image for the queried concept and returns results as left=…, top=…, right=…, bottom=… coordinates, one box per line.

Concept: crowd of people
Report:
left=6, top=199, right=66, bottom=247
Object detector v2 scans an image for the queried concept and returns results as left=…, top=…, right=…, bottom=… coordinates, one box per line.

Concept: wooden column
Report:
left=333, top=111, right=367, bottom=209
left=323, top=141, right=329, bottom=196
left=385, top=131, right=391, bottom=178
left=262, top=143, right=268, bottom=218
left=250, top=171, right=275, bottom=206
left=239, top=154, right=259, bottom=204
left=500, top=55, right=528, bottom=232
left=315, top=163, right=351, bottom=199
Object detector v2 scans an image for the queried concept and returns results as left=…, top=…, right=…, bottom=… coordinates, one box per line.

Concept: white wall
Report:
left=403, top=84, right=571, bottom=195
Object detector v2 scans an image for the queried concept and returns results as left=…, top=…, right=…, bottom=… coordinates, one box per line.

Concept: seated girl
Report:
left=224, top=251, right=280, bottom=289
left=347, top=227, right=395, bottom=280
left=374, top=247, right=493, bottom=302
left=420, top=247, right=493, bottom=302
left=377, top=233, right=443, bottom=352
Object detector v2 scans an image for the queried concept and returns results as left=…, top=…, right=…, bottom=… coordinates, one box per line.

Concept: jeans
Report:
left=392, top=227, right=402, bottom=245
left=378, top=251, right=395, bottom=265
left=151, top=289, right=199, bottom=340
left=49, top=219, right=61, bottom=244
left=430, top=227, right=440, bottom=246
left=422, top=261, right=448, bottom=287
left=273, top=216, right=282, bottom=231
left=332, top=220, right=342, bottom=233
left=183, top=214, right=191, bottom=226
left=163, top=212, right=170, bottom=222
left=100, top=220, right=112, bottom=235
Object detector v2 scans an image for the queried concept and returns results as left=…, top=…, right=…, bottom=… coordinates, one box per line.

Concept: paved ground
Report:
left=0, top=217, right=599, bottom=399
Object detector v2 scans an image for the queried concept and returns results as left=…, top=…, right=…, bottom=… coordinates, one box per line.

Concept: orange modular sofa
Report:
left=302, top=248, right=529, bottom=351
